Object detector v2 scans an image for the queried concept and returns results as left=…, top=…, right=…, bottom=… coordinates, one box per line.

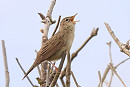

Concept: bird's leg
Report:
left=49, top=61, right=59, bottom=72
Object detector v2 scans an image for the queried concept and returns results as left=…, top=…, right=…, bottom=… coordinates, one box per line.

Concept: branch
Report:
left=106, top=41, right=113, bottom=63
left=60, top=28, right=99, bottom=79
left=49, top=52, right=66, bottom=87
left=38, top=0, right=56, bottom=87
left=98, top=71, right=102, bottom=87
left=115, top=58, right=130, bottom=69
left=16, top=58, right=34, bottom=87
left=52, top=15, right=61, bottom=36
left=104, top=22, right=130, bottom=56
left=108, top=70, right=114, bottom=87
left=71, top=71, right=81, bottom=87
left=46, top=63, right=51, bottom=87
left=66, top=51, right=71, bottom=87
left=98, top=65, right=110, bottom=87
left=1, top=40, right=10, bottom=87
left=106, top=41, right=114, bottom=87
left=60, top=78, right=65, bottom=87
left=109, top=63, right=126, bottom=87
left=71, top=28, right=99, bottom=60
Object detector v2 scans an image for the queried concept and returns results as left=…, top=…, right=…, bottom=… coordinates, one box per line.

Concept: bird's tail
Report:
left=22, top=61, right=37, bottom=80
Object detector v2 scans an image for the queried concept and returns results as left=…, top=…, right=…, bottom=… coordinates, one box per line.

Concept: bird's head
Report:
left=60, top=13, right=79, bottom=30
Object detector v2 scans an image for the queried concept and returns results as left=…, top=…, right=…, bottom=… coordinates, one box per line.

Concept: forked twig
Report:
left=109, top=63, right=126, bottom=87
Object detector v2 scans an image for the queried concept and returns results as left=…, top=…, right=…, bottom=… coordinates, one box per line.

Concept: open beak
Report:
left=70, top=13, right=79, bottom=23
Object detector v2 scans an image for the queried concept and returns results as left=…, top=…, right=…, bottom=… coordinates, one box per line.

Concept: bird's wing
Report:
left=36, top=31, right=65, bottom=62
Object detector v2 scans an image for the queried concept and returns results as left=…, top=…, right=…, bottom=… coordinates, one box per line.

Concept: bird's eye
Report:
left=65, top=19, right=69, bottom=21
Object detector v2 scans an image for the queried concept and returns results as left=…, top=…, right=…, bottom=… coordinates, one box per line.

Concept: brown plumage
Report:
left=22, top=14, right=78, bottom=80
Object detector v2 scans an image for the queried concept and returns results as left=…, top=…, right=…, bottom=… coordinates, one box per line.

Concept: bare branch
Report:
left=66, top=51, right=71, bottom=87
left=39, top=0, right=56, bottom=87
left=71, top=28, right=99, bottom=60
left=98, top=71, right=102, bottom=87
left=106, top=41, right=113, bottom=63
left=46, top=63, right=51, bottom=87
left=16, top=58, right=34, bottom=87
left=49, top=52, right=66, bottom=87
left=109, top=63, right=126, bottom=87
left=52, top=15, right=61, bottom=36
left=1, top=40, right=10, bottom=87
left=104, top=22, right=130, bottom=56
left=108, top=70, right=114, bottom=87
left=98, top=65, right=110, bottom=87
left=60, top=78, right=65, bottom=87
left=71, top=71, right=81, bottom=87
left=115, top=58, right=130, bottom=69
left=60, top=28, right=99, bottom=79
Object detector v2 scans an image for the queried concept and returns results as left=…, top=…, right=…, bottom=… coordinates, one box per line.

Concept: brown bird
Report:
left=23, top=14, right=78, bottom=80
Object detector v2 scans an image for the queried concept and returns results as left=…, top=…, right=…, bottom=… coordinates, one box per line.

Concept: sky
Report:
left=0, top=0, right=130, bottom=87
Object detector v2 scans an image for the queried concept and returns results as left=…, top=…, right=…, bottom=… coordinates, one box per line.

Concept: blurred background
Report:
left=0, top=0, right=130, bottom=87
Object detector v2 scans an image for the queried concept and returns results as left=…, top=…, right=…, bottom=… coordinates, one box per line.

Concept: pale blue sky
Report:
left=0, top=0, right=130, bottom=87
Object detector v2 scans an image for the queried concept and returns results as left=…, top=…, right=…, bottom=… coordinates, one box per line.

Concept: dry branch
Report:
left=109, top=63, right=126, bottom=87
left=71, top=71, right=80, bottom=87
left=98, top=65, right=110, bottom=87
left=1, top=40, right=10, bottom=87
left=52, top=15, right=61, bottom=36
left=46, top=63, right=51, bottom=87
left=16, top=58, right=34, bottom=87
left=60, top=78, right=65, bottom=87
left=66, top=51, right=71, bottom=87
left=49, top=52, right=66, bottom=87
left=60, top=28, right=99, bottom=79
left=98, top=71, right=102, bottom=87
left=104, top=22, right=130, bottom=56
left=115, top=58, right=130, bottom=69
left=38, top=0, right=56, bottom=87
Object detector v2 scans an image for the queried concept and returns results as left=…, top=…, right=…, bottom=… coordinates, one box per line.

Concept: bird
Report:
left=23, top=13, right=78, bottom=80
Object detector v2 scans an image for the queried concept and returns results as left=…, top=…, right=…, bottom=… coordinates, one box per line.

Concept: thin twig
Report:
left=106, top=41, right=114, bottom=87
left=40, top=0, right=56, bottom=87
left=60, top=78, right=65, bottom=87
left=109, top=63, right=126, bottom=87
left=104, top=22, right=130, bottom=56
left=71, top=28, right=99, bottom=61
left=106, top=41, right=113, bottom=63
left=49, top=52, right=66, bottom=87
left=115, top=58, right=130, bottom=69
left=71, top=71, right=80, bottom=87
left=46, top=63, right=51, bottom=87
left=60, top=28, right=99, bottom=79
left=52, top=16, right=61, bottom=36
left=16, top=58, right=34, bottom=87
left=66, top=51, right=71, bottom=87
left=1, top=40, right=10, bottom=87
left=108, top=70, right=114, bottom=87
left=98, top=65, right=110, bottom=87
left=98, top=71, right=102, bottom=87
